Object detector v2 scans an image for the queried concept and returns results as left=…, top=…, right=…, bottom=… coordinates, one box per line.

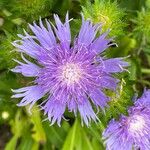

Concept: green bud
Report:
left=82, top=0, right=126, bottom=37
left=133, top=8, right=150, bottom=39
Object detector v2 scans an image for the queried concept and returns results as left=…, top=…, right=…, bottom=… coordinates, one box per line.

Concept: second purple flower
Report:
left=11, top=13, right=128, bottom=126
left=103, top=90, right=150, bottom=150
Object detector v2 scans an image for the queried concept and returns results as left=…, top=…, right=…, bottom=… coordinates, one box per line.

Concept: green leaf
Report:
left=81, top=129, right=94, bottom=150
left=17, top=132, right=34, bottom=150
left=91, top=138, right=104, bottom=150
left=5, top=110, right=29, bottom=150
left=28, top=106, right=46, bottom=143
left=5, top=135, right=18, bottom=150
left=62, top=119, right=82, bottom=150
left=43, top=121, right=69, bottom=149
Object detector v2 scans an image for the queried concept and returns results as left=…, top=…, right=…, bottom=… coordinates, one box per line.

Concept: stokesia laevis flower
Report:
left=11, top=13, right=128, bottom=126
left=103, top=89, right=150, bottom=150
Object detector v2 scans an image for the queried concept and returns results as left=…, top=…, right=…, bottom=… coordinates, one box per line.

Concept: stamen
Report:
left=128, top=115, right=145, bottom=134
left=61, top=63, right=82, bottom=85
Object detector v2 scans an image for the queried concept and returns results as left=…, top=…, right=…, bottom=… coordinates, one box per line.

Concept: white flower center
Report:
left=128, top=115, right=145, bottom=134
left=61, top=63, right=82, bottom=85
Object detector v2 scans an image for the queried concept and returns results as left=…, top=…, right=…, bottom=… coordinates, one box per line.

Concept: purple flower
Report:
left=11, top=13, right=128, bottom=126
left=103, top=90, right=150, bottom=150
left=135, top=89, right=150, bottom=107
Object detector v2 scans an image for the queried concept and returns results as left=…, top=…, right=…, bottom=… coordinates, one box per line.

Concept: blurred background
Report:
left=0, top=0, right=150, bottom=149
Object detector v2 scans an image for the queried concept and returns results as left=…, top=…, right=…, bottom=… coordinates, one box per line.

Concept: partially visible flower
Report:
left=103, top=89, right=150, bottom=150
left=82, top=0, right=126, bottom=37
left=134, top=89, right=150, bottom=108
left=11, top=13, right=128, bottom=126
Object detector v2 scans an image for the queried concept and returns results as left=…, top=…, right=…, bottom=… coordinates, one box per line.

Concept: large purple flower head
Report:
left=103, top=89, right=150, bottom=150
left=11, top=13, right=128, bottom=126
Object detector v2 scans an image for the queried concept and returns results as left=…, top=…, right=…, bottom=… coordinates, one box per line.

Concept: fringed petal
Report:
left=135, top=89, right=150, bottom=107
left=12, top=85, right=46, bottom=113
left=103, top=58, right=129, bottom=73
left=77, top=96, right=98, bottom=126
left=77, top=15, right=100, bottom=46
left=67, top=96, right=78, bottom=115
left=11, top=55, right=41, bottom=77
left=29, top=19, right=56, bottom=50
left=99, top=75, right=119, bottom=90
left=12, top=38, right=43, bottom=58
left=43, top=96, right=66, bottom=126
left=89, top=89, right=110, bottom=109
left=54, top=12, right=71, bottom=50
left=90, top=30, right=112, bottom=54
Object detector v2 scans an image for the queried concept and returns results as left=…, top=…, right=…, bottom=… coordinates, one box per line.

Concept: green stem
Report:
left=141, top=68, right=150, bottom=74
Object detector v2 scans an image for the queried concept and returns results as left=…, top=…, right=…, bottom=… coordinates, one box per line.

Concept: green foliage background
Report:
left=0, top=0, right=150, bottom=149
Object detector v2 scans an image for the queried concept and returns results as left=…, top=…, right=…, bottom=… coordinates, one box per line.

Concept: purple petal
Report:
left=11, top=55, right=41, bottom=77
left=77, top=16, right=100, bottom=46
left=12, top=85, right=46, bottom=112
left=53, top=12, right=71, bottom=50
left=135, top=89, right=150, bottom=107
left=89, top=89, right=110, bottom=109
left=12, top=38, right=43, bottom=59
left=67, top=96, right=77, bottom=115
left=29, top=19, right=56, bottom=50
left=103, top=117, right=133, bottom=150
left=103, top=58, right=129, bottom=73
left=99, top=75, right=119, bottom=90
left=43, top=96, right=66, bottom=126
left=90, top=30, right=111, bottom=54
left=78, top=96, right=98, bottom=126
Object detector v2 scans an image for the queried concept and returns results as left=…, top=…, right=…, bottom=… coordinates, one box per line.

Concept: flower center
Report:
left=61, top=63, right=82, bottom=85
left=128, top=115, right=145, bottom=134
